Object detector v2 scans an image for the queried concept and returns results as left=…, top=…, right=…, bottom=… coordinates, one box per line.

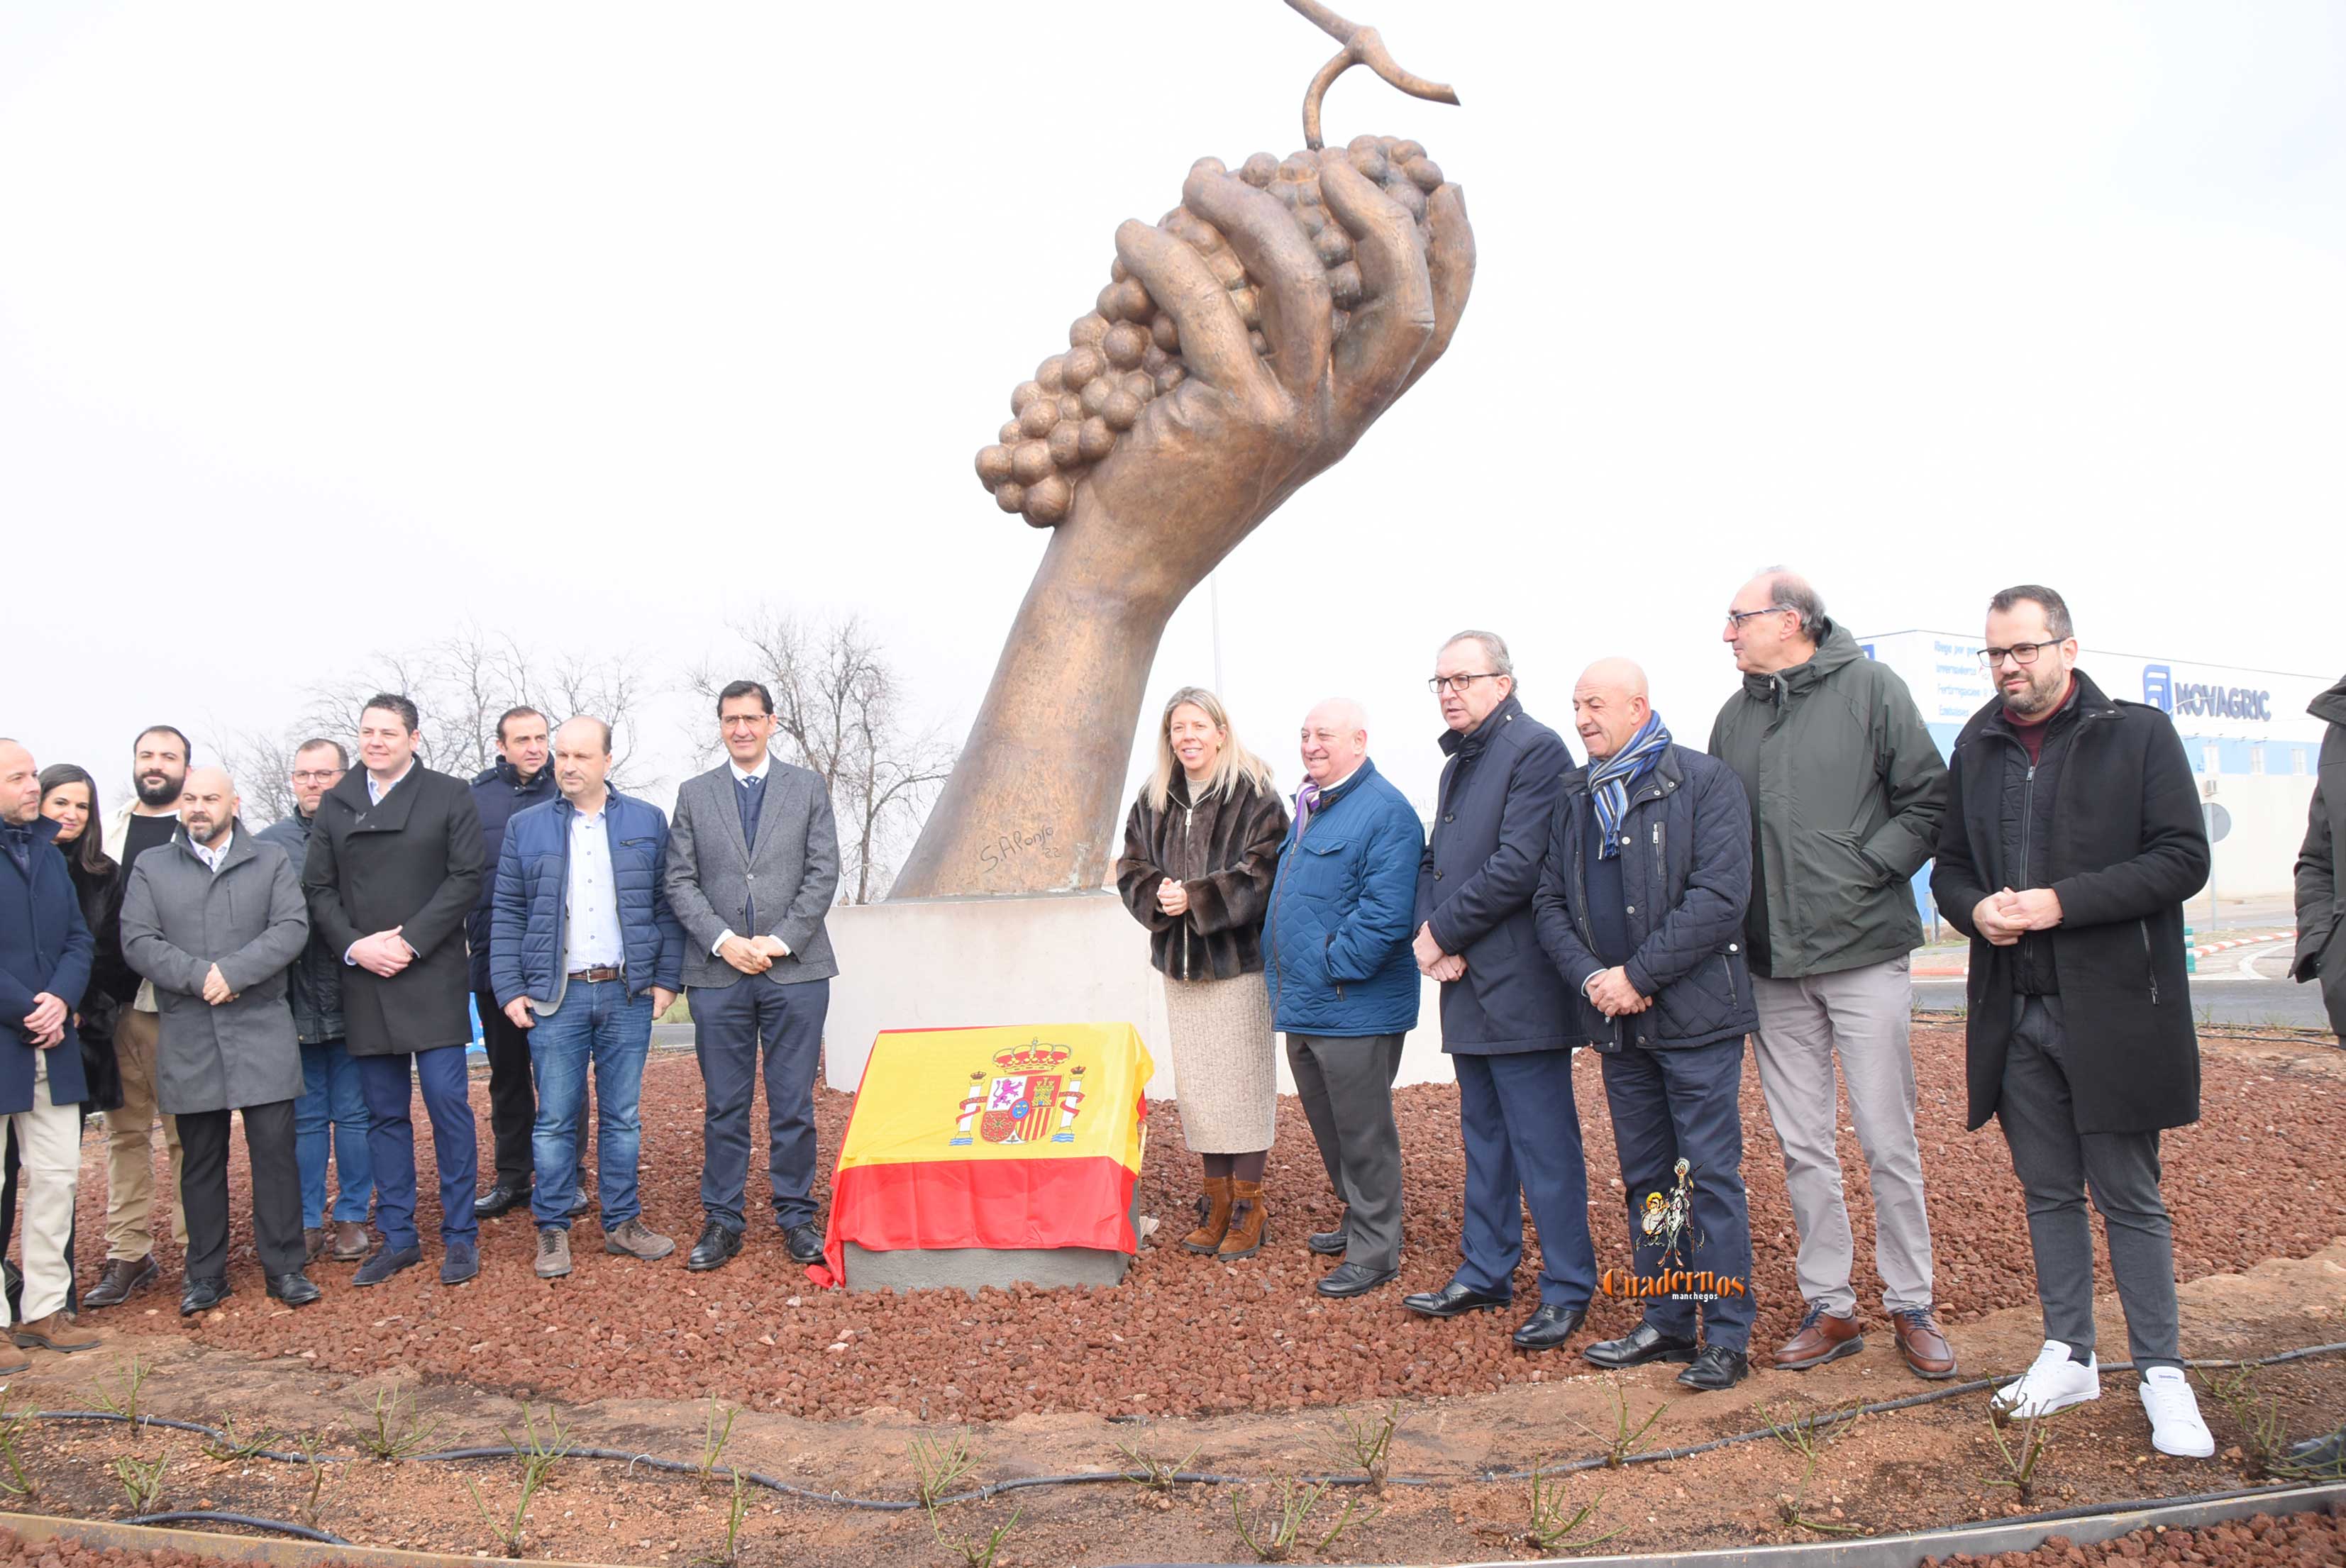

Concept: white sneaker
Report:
left=1994, top=1340, right=2101, bottom=1418
left=2139, top=1366, right=2215, bottom=1457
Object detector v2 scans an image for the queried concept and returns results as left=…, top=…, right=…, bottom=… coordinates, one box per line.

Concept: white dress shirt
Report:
left=565, top=803, right=626, bottom=972
left=365, top=759, right=416, bottom=805
left=190, top=830, right=233, bottom=874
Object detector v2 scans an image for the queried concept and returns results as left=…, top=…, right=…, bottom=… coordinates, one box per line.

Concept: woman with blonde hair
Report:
left=1117, top=686, right=1290, bottom=1258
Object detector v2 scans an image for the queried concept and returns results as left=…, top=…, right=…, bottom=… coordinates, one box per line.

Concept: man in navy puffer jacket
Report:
left=490, top=718, right=683, bottom=1277
left=1266, top=699, right=1424, bottom=1299
left=1533, top=660, right=1759, bottom=1393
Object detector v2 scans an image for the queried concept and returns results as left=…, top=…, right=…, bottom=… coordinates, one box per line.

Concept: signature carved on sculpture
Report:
left=890, top=1, right=1474, bottom=899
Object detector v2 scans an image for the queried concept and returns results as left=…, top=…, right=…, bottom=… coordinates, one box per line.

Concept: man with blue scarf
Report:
left=1532, top=660, right=1760, bottom=1391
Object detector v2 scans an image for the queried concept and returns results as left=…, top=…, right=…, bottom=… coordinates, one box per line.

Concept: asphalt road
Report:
left=1915, top=938, right=2335, bottom=1033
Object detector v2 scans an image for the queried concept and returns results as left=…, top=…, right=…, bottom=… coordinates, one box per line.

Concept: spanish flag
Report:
left=807, top=1023, right=1153, bottom=1289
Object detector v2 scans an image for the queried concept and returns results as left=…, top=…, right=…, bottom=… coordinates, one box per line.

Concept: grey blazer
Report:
left=664, top=758, right=841, bottom=989
left=118, top=823, right=309, bottom=1116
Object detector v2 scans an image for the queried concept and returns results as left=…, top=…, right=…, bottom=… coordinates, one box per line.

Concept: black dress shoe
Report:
left=267, top=1271, right=323, bottom=1307
left=1402, top=1281, right=1510, bottom=1318
left=1582, top=1321, right=1700, bottom=1369
left=687, top=1221, right=743, bottom=1272
left=782, top=1223, right=824, bottom=1264
left=179, top=1277, right=231, bottom=1316
left=1315, top=1261, right=1398, bottom=1298
left=1512, top=1304, right=1588, bottom=1351
left=474, top=1182, right=530, bottom=1219
left=1676, top=1344, right=1750, bottom=1391
left=1307, top=1229, right=1349, bottom=1257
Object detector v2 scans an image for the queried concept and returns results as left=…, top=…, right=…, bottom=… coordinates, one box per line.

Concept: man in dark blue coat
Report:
left=0, top=740, right=98, bottom=1360
left=1265, top=699, right=1424, bottom=1299
left=1532, top=661, right=1759, bottom=1393
left=491, top=717, right=684, bottom=1278
left=1405, top=633, right=1595, bottom=1350
left=467, top=707, right=558, bottom=1220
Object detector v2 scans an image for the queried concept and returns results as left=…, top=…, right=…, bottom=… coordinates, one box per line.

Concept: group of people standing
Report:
left=0, top=677, right=844, bottom=1362
left=1119, top=572, right=2225, bottom=1458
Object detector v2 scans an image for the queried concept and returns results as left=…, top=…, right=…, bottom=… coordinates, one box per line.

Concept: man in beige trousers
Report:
left=86, top=723, right=191, bottom=1309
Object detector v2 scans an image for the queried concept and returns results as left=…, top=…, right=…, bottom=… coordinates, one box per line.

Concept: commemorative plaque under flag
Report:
left=807, top=1023, right=1153, bottom=1292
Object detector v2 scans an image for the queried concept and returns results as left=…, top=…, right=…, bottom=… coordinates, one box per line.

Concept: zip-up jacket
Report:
left=1532, top=745, right=1757, bottom=1051
left=1115, top=772, right=1289, bottom=982
left=0, top=815, right=94, bottom=1116
left=467, top=758, right=558, bottom=992
left=1263, top=758, right=1424, bottom=1037
left=255, top=809, right=346, bottom=1044
left=489, top=789, right=685, bottom=1015
left=1932, top=668, right=2208, bottom=1135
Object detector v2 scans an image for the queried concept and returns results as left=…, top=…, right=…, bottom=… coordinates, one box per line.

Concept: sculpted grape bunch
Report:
left=977, top=135, right=1450, bottom=528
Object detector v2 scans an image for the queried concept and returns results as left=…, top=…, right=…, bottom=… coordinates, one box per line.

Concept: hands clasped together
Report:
left=1970, top=886, right=2064, bottom=946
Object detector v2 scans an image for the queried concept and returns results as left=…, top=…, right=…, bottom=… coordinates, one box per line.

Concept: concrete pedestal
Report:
left=822, top=890, right=1452, bottom=1101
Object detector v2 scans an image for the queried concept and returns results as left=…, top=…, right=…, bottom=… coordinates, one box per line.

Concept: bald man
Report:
left=119, top=767, right=320, bottom=1313
left=1711, top=568, right=1952, bottom=1380
left=1533, top=661, right=1759, bottom=1391
left=1265, top=699, right=1426, bottom=1298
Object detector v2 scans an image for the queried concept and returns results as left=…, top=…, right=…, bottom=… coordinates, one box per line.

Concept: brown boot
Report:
left=1181, top=1177, right=1234, bottom=1253
left=330, top=1221, right=372, bottom=1263
left=1217, top=1181, right=1268, bottom=1260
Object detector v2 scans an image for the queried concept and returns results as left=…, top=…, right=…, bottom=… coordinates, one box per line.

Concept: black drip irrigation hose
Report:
left=124, top=1512, right=353, bottom=1546
left=23, top=1339, right=2346, bottom=1538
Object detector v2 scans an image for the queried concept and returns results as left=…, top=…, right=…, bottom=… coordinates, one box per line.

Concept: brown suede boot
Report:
left=1217, top=1181, right=1268, bottom=1260
left=1182, top=1177, right=1234, bottom=1252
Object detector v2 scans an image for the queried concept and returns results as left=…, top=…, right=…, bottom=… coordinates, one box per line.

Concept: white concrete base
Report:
left=823, top=890, right=1455, bottom=1100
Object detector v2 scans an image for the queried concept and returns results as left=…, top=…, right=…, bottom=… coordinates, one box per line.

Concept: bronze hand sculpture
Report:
left=892, top=5, right=1473, bottom=898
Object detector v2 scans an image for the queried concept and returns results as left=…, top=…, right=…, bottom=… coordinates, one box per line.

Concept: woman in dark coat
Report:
left=1, top=764, right=131, bottom=1316
left=1116, top=686, right=1290, bottom=1260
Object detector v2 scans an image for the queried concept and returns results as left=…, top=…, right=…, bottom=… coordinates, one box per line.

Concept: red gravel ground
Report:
left=52, top=1025, right=2346, bottom=1422
left=1925, top=1510, right=2346, bottom=1568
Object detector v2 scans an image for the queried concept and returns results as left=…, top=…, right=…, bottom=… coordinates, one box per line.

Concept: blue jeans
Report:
left=529, top=980, right=653, bottom=1229
left=357, top=1045, right=479, bottom=1252
left=296, top=1038, right=374, bottom=1229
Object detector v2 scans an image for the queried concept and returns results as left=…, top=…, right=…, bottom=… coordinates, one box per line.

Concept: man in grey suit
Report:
left=664, top=680, right=841, bottom=1272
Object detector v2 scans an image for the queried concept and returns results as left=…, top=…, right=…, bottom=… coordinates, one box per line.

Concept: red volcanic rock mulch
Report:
left=60, top=1025, right=2346, bottom=1422
left=1925, top=1511, right=2346, bottom=1568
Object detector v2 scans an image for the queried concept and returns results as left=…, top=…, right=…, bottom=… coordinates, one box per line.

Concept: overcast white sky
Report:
left=3, top=2, right=2339, bottom=831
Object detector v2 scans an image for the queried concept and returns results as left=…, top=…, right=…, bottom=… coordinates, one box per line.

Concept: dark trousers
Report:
left=477, top=988, right=536, bottom=1189
left=1998, top=994, right=2181, bottom=1369
left=1597, top=1036, right=1756, bottom=1350
left=1454, top=1050, right=1598, bottom=1308
left=358, top=1046, right=480, bottom=1251
left=177, top=1099, right=304, bottom=1283
left=0, top=1112, right=82, bottom=1316
left=692, top=975, right=829, bottom=1233
left=1285, top=1031, right=1405, bottom=1272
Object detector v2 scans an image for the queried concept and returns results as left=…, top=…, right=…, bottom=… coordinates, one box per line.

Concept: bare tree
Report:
left=210, top=725, right=304, bottom=827
left=302, top=623, right=651, bottom=789
left=689, top=613, right=955, bottom=903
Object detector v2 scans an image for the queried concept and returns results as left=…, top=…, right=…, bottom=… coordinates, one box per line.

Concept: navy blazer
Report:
left=0, top=816, right=94, bottom=1113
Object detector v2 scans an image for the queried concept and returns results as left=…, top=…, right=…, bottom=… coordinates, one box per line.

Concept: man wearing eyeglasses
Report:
left=1710, top=569, right=1953, bottom=1381
left=255, top=740, right=375, bottom=1267
left=1403, top=633, right=1596, bottom=1351
left=1931, top=585, right=2213, bottom=1458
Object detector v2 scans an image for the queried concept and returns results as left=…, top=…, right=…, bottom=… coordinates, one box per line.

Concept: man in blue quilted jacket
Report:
left=490, top=716, right=683, bottom=1279
left=1266, top=698, right=1426, bottom=1299
left=1533, top=659, right=1760, bottom=1392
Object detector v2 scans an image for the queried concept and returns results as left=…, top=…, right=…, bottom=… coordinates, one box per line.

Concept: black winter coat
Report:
left=1117, top=773, right=1290, bottom=981
left=67, top=857, right=129, bottom=1113
left=1532, top=745, right=1758, bottom=1052
left=466, top=760, right=556, bottom=992
left=1931, top=669, right=2208, bottom=1135
left=2292, top=675, right=2346, bottom=1035
left=301, top=765, right=485, bottom=1058
left=255, top=811, right=345, bottom=1045
left=1414, top=696, right=1581, bottom=1054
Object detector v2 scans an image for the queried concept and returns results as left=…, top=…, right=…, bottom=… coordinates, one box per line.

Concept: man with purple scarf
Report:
left=1532, top=660, right=1761, bottom=1392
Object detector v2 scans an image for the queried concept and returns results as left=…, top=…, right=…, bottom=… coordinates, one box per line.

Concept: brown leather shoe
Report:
left=1775, top=1303, right=1864, bottom=1370
left=13, top=1311, right=99, bottom=1355
left=330, top=1221, right=372, bottom=1263
left=1217, top=1181, right=1268, bottom=1260
left=304, top=1227, right=328, bottom=1263
left=1892, top=1306, right=1959, bottom=1379
left=1181, top=1177, right=1234, bottom=1253
left=80, top=1255, right=157, bottom=1309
